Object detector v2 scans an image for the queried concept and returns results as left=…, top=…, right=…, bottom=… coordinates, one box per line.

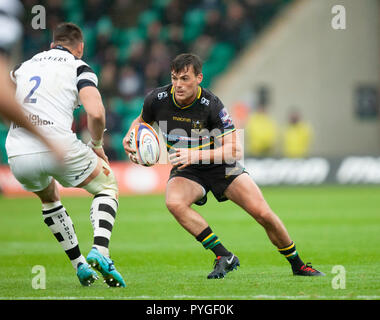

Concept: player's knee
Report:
left=247, top=201, right=273, bottom=225
left=35, top=180, right=60, bottom=203
left=166, top=199, right=187, bottom=216
left=255, top=210, right=273, bottom=226
left=82, top=162, right=118, bottom=199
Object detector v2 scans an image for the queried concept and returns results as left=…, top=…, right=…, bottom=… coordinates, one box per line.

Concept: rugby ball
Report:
left=129, top=123, right=160, bottom=166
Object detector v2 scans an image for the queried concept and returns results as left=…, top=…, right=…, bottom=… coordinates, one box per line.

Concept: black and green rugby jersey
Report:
left=141, top=84, right=236, bottom=161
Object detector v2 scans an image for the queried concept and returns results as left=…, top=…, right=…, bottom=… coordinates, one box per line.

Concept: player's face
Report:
left=171, top=66, right=203, bottom=105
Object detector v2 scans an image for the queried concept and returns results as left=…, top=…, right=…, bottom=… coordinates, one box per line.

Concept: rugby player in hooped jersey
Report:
left=6, top=22, right=125, bottom=287
left=0, top=0, right=64, bottom=163
left=123, top=53, right=324, bottom=278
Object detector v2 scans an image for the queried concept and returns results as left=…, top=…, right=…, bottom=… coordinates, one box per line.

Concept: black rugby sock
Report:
left=196, top=226, right=231, bottom=257
left=278, top=241, right=304, bottom=270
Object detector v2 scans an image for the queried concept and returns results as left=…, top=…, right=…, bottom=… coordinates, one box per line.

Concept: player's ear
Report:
left=76, top=41, right=84, bottom=59
left=197, top=72, right=203, bottom=85
left=50, top=42, right=55, bottom=49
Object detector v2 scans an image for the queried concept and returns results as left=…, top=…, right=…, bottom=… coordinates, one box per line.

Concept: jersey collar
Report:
left=171, top=86, right=202, bottom=109
left=52, top=45, right=73, bottom=55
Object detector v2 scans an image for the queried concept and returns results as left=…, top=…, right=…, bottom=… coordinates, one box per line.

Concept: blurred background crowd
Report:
left=0, top=0, right=292, bottom=163
left=2, top=0, right=377, bottom=165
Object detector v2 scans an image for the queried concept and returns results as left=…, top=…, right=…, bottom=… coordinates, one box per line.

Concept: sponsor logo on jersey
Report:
left=162, top=132, right=202, bottom=142
left=173, top=116, right=191, bottom=123
left=158, top=91, right=168, bottom=100
left=12, top=113, right=54, bottom=129
left=200, top=97, right=210, bottom=106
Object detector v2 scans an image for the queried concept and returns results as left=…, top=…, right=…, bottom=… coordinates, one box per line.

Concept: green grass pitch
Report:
left=0, top=185, right=379, bottom=300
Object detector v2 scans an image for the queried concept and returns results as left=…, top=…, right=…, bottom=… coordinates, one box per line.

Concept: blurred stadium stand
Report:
left=213, top=0, right=380, bottom=158
left=0, top=0, right=293, bottom=164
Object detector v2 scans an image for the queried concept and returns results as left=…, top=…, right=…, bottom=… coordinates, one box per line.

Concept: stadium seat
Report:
left=183, top=9, right=206, bottom=43
left=201, top=42, right=235, bottom=87
left=63, top=0, right=83, bottom=25
left=82, top=26, right=96, bottom=58
left=138, top=9, right=161, bottom=31
left=112, top=98, right=130, bottom=117
left=115, top=27, right=145, bottom=62
left=208, top=42, right=235, bottom=72
left=96, top=16, right=113, bottom=37
left=152, top=0, right=172, bottom=10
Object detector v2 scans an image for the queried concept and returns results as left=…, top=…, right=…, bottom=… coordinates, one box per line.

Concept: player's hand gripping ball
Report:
left=129, top=123, right=160, bottom=166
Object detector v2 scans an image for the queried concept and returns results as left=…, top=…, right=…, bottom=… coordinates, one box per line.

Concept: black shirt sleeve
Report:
left=141, top=90, right=156, bottom=124
left=209, top=96, right=235, bottom=137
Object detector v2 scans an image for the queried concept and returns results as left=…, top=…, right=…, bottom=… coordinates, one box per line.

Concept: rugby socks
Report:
left=278, top=241, right=304, bottom=271
left=89, top=193, right=118, bottom=257
left=42, top=201, right=86, bottom=270
left=196, top=226, right=231, bottom=257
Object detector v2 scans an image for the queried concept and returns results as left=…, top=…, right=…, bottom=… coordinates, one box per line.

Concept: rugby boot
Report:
left=207, top=254, right=240, bottom=279
left=76, top=262, right=99, bottom=286
left=86, top=247, right=126, bottom=287
left=293, top=262, right=325, bottom=276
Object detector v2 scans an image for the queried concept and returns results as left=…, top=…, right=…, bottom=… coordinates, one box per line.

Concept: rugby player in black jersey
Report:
left=123, top=53, right=324, bottom=278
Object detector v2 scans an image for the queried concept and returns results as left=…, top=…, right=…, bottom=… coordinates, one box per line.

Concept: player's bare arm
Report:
left=169, top=130, right=243, bottom=169
left=79, top=85, right=108, bottom=164
left=0, top=57, right=65, bottom=164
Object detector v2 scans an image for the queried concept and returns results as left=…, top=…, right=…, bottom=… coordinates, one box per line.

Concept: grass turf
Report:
left=0, top=185, right=379, bottom=300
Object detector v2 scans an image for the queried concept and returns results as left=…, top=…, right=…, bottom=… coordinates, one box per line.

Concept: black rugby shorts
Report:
left=169, top=162, right=246, bottom=202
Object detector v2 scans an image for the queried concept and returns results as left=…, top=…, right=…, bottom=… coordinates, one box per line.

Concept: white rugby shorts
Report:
left=8, top=142, right=98, bottom=192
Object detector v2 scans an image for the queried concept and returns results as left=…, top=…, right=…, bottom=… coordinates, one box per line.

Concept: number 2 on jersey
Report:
left=24, top=76, right=41, bottom=104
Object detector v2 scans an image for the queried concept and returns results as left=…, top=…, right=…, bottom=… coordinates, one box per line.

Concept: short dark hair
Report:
left=53, top=22, right=83, bottom=47
left=171, top=53, right=203, bottom=75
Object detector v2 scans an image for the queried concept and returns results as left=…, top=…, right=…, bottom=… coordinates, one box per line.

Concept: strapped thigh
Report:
left=82, top=159, right=118, bottom=198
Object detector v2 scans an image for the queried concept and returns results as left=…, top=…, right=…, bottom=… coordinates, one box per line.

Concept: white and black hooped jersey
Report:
left=6, top=45, right=98, bottom=157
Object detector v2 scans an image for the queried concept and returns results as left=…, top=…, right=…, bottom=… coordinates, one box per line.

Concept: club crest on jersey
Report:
left=192, top=119, right=205, bottom=130
left=218, top=108, right=233, bottom=128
